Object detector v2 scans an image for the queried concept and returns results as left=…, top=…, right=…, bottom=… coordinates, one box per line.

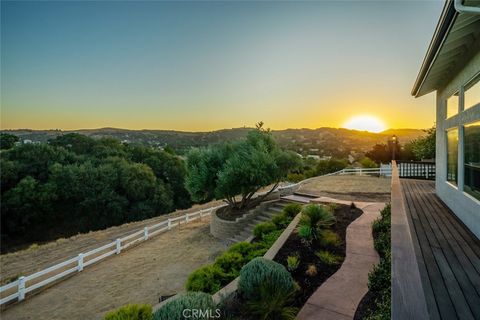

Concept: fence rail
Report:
left=0, top=205, right=223, bottom=306
left=397, top=161, right=435, bottom=180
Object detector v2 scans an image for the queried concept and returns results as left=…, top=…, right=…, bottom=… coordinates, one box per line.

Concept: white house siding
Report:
left=436, top=51, right=480, bottom=239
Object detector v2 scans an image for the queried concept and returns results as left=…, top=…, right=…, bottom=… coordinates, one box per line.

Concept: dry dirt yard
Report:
left=298, top=175, right=391, bottom=202
left=0, top=218, right=225, bottom=320
left=0, top=200, right=224, bottom=285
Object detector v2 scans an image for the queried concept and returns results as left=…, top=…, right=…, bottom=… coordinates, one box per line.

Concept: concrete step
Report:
left=269, top=206, right=283, bottom=212
left=240, top=230, right=251, bottom=237
left=260, top=211, right=279, bottom=218
left=256, top=215, right=271, bottom=221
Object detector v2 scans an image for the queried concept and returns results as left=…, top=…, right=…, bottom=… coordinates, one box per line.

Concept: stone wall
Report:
left=210, top=199, right=277, bottom=240
left=210, top=185, right=299, bottom=240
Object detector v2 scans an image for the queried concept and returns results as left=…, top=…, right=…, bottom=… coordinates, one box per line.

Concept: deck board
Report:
left=401, top=179, right=480, bottom=320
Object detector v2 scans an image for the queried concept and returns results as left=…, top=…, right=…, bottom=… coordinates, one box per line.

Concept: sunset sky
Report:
left=1, top=1, right=443, bottom=132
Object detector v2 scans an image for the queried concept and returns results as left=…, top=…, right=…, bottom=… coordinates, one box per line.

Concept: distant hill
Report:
left=2, top=127, right=426, bottom=157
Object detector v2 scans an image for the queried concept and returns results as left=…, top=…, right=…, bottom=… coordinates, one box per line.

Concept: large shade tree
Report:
left=405, top=126, right=436, bottom=161
left=185, top=123, right=301, bottom=211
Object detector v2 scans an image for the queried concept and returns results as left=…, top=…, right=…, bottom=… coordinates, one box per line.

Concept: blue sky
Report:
left=1, top=0, right=444, bottom=131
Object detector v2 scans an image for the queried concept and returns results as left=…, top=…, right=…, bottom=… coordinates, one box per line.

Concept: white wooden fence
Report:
left=0, top=205, right=223, bottom=306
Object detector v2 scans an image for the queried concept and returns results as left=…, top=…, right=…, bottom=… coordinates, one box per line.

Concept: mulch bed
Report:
left=273, top=203, right=363, bottom=308
left=354, top=290, right=376, bottom=319
left=216, top=199, right=262, bottom=221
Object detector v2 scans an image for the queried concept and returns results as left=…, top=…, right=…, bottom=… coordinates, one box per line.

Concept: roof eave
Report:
left=411, top=0, right=457, bottom=97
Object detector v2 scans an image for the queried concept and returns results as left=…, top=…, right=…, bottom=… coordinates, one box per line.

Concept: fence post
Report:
left=144, top=226, right=149, bottom=240
left=199, top=210, right=203, bottom=220
left=168, top=218, right=172, bottom=230
left=186, top=214, right=189, bottom=223
left=18, top=276, right=26, bottom=301
left=78, top=253, right=84, bottom=272
left=116, top=239, right=121, bottom=254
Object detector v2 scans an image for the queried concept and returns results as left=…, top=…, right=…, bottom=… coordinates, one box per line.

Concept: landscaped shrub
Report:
left=298, top=225, right=313, bottom=243
left=228, top=241, right=267, bottom=261
left=238, top=257, right=294, bottom=302
left=305, top=264, right=317, bottom=277
left=104, top=304, right=153, bottom=320
left=300, top=204, right=336, bottom=231
left=315, top=250, right=342, bottom=265
left=373, top=230, right=390, bottom=255
left=318, top=230, right=341, bottom=247
left=214, top=251, right=244, bottom=276
left=228, top=242, right=255, bottom=257
left=153, top=292, right=216, bottom=320
left=245, top=281, right=298, bottom=320
left=185, top=264, right=227, bottom=294
left=282, top=203, right=302, bottom=218
left=260, top=229, right=283, bottom=248
left=363, top=204, right=391, bottom=320
left=253, top=222, right=277, bottom=239
left=286, top=255, right=300, bottom=272
left=272, top=213, right=290, bottom=228
left=368, top=251, right=391, bottom=293
left=287, top=173, right=305, bottom=183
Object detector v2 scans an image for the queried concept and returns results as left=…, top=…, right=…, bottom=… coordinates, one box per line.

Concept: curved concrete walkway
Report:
left=297, top=198, right=385, bottom=320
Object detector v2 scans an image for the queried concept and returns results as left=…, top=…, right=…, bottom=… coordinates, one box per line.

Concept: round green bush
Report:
left=259, top=229, right=283, bottom=248
left=253, top=222, right=277, bottom=238
left=282, top=203, right=302, bottom=218
left=238, top=257, right=294, bottom=301
left=300, top=204, right=335, bottom=229
left=104, top=304, right=153, bottom=320
left=153, top=292, right=216, bottom=320
left=214, top=251, right=244, bottom=275
left=185, top=264, right=228, bottom=294
left=228, top=241, right=267, bottom=261
left=272, top=213, right=290, bottom=228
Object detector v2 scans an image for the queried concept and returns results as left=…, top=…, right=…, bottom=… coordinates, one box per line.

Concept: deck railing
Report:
left=390, top=161, right=430, bottom=319
left=0, top=206, right=222, bottom=306
left=397, top=160, right=435, bottom=180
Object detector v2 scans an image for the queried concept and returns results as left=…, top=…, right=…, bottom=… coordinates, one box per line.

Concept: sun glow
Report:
left=342, top=115, right=387, bottom=133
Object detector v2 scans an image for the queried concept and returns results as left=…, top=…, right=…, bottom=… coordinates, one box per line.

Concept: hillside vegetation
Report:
left=0, top=133, right=191, bottom=252
left=2, top=127, right=426, bottom=156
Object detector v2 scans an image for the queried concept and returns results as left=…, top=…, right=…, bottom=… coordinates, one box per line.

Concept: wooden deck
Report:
left=402, top=179, right=480, bottom=320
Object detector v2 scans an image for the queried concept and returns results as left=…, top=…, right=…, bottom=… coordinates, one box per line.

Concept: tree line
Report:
left=1, top=133, right=191, bottom=252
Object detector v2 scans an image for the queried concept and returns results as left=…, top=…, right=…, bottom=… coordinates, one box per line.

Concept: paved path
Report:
left=297, top=198, right=384, bottom=320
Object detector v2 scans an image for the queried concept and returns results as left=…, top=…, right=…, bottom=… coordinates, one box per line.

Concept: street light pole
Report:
left=391, top=135, right=397, bottom=161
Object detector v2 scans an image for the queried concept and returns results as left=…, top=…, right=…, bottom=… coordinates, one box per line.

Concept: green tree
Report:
left=185, top=124, right=300, bottom=211
left=365, top=144, right=391, bottom=164
left=1, top=134, right=189, bottom=251
left=359, top=157, right=378, bottom=168
left=0, top=133, right=19, bottom=150
left=405, top=126, right=435, bottom=160
left=315, top=159, right=347, bottom=175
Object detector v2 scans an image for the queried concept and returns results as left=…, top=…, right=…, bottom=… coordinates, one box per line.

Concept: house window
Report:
left=464, top=73, right=480, bottom=110
left=464, top=121, right=480, bottom=200
left=446, top=93, right=459, bottom=118
left=447, top=128, right=458, bottom=185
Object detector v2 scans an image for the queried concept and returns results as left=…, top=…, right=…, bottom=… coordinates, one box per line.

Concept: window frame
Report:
left=463, top=72, right=480, bottom=111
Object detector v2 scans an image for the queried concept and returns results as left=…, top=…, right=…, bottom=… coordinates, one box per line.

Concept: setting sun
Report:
left=342, top=115, right=387, bottom=133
